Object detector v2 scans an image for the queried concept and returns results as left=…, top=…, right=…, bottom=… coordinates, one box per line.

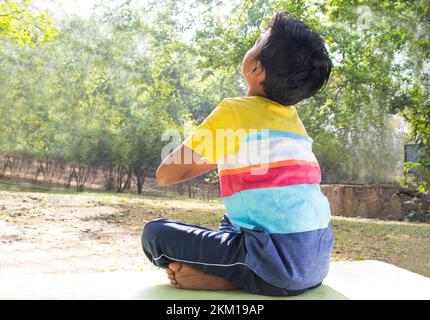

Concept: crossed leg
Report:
left=141, top=218, right=244, bottom=291
left=141, top=217, right=309, bottom=296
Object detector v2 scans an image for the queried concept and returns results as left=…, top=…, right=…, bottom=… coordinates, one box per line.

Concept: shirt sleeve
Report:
left=183, top=99, right=239, bottom=164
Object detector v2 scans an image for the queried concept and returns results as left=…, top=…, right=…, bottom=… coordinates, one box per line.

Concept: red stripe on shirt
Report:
left=220, top=164, right=321, bottom=197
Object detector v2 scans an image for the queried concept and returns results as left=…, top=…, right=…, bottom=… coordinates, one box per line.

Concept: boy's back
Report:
left=185, top=95, right=333, bottom=290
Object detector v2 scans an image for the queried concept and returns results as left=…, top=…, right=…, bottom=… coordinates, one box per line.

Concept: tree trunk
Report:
left=35, top=160, right=44, bottom=181
left=103, top=166, right=116, bottom=191
left=75, top=164, right=90, bottom=192
left=116, top=164, right=132, bottom=193
left=134, top=165, right=149, bottom=195
left=187, top=181, right=192, bottom=198
left=66, top=166, right=77, bottom=188
left=176, top=183, right=184, bottom=195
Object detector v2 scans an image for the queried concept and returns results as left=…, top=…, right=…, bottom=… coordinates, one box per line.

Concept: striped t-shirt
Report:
left=184, top=96, right=334, bottom=290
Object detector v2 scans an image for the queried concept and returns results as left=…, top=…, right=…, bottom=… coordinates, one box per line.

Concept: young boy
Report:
left=141, top=11, right=333, bottom=296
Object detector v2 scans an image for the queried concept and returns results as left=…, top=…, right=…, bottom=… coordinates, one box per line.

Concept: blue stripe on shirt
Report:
left=243, top=130, right=313, bottom=143
left=223, top=184, right=331, bottom=234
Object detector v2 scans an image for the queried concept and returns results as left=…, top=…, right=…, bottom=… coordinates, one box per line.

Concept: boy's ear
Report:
left=253, top=61, right=265, bottom=80
left=248, top=61, right=265, bottom=77
left=255, top=61, right=264, bottom=74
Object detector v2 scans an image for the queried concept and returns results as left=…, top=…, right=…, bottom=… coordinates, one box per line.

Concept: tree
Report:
left=1, top=0, right=427, bottom=194
left=0, top=0, right=57, bottom=46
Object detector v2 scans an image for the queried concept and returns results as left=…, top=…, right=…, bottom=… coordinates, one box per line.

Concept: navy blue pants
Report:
left=141, top=215, right=320, bottom=296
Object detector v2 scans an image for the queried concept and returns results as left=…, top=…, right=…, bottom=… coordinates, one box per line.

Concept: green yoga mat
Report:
left=0, top=260, right=429, bottom=300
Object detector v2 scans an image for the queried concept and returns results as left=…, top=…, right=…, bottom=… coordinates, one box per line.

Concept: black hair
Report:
left=256, top=11, right=332, bottom=105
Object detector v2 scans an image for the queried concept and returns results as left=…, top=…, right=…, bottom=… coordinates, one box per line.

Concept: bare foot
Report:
left=165, top=266, right=178, bottom=286
left=166, top=261, right=237, bottom=291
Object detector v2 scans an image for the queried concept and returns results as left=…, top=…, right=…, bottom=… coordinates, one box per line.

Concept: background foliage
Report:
left=0, top=0, right=428, bottom=192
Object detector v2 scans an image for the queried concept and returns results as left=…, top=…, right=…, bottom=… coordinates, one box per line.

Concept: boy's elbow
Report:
left=156, top=173, right=167, bottom=186
left=157, top=177, right=171, bottom=187
left=156, top=163, right=188, bottom=186
left=156, top=170, right=172, bottom=186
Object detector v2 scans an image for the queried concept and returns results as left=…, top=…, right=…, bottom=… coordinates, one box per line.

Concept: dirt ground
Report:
left=0, top=190, right=157, bottom=274
left=1, top=186, right=429, bottom=277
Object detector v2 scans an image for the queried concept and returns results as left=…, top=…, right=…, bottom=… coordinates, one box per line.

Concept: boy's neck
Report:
left=246, top=87, right=266, bottom=97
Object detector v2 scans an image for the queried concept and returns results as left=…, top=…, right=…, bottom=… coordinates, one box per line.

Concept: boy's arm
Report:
left=156, top=144, right=217, bottom=186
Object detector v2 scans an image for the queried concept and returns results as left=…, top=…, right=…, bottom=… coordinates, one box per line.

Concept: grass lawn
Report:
left=1, top=176, right=429, bottom=277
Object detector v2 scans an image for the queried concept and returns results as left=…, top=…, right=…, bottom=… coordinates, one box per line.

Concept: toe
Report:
left=165, top=268, right=174, bottom=276
left=170, top=279, right=177, bottom=285
left=168, top=274, right=175, bottom=280
left=168, top=261, right=183, bottom=273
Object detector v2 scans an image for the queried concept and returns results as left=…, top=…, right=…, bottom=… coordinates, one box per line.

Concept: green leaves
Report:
left=0, top=0, right=58, bottom=47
